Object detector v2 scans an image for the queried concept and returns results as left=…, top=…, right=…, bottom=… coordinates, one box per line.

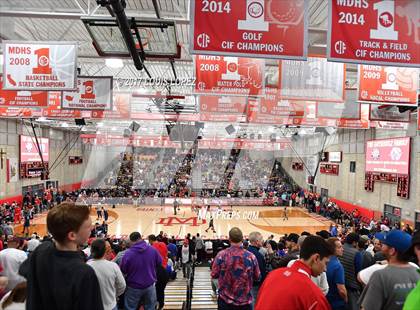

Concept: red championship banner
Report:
left=199, top=95, right=247, bottom=122
left=358, top=65, right=418, bottom=105
left=2, top=41, right=77, bottom=90
left=195, top=55, right=264, bottom=96
left=62, top=76, right=113, bottom=110
left=42, top=92, right=83, bottom=118
left=0, top=75, right=48, bottom=107
left=279, top=57, right=345, bottom=101
left=190, top=0, right=308, bottom=60
left=371, top=121, right=409, bottom=130
left=328, top=0, right=420, bottom=67
left=247, top=88, right=307, bottom=124
left=91, top=93, right=130, bottom=119
left=0, top=107, right=42, bottom=118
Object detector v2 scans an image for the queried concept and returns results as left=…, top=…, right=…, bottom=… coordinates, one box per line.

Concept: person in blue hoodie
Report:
left=120, top=232, right=162, bottom=310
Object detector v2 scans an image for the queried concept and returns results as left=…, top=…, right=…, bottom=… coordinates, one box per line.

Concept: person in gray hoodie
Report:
left=120, top=232, right=162, bottom=310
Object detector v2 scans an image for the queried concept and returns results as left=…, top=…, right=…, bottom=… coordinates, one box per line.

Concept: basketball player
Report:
left=173, top=198, right=180, bottom=216
left=283, top=205, right=288, bottom=221
left=205, top=215, right=216, bottom=233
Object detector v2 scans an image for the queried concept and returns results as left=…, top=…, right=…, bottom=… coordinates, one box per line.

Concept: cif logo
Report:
left=197, top=82, right=206, bottom=91
left=334, top=41, right=346, bottom=55
left=361, top=90, right=368, bottom=99
left=197, top=33, right=210, bottom=48
left=248, top=1, right=264, bottom=18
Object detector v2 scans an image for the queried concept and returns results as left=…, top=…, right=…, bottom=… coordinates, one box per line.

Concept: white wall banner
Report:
left=61, top=76, right=113, bottom=110
left=7, top=158, right=19, bottom=183
left=2, top=41, right=77, bottom=90
left=279, top=57, right=345, bottom=101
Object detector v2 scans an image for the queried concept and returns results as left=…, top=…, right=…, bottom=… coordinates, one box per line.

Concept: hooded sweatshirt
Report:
left=120, top=241, right=162, bottom=289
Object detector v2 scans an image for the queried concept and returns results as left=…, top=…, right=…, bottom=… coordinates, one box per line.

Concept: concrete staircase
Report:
left=163, top=277, right=187, bottom=310
left=191, top=267, right=217, bottom=309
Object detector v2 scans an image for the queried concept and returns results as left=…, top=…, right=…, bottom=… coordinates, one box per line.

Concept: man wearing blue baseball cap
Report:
left=359, top=230, right=420, bottom=310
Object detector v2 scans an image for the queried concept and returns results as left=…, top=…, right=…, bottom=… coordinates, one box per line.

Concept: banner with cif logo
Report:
left=190, top=0, right=308, bottom=60
left=328, top=0, right=419, bottom=67
left=2, top=41, right=78, bottom=90
left=279, top=57, right=345, bottom=102
left=61, top=76, right=113, bottom=110
left=358, top=65, right=418, bottom=105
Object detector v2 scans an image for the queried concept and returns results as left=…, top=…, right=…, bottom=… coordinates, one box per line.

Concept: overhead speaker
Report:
left=123, top=129, right=131, bottom=138
left=75, top=118, right=86, bottom=126
left=129, top=121, right=140, bottom=133
left=225, top=124, right=235, bottom=135
left=195, top=122, right=205, bottom=129
left=291, top=132, right=299, bottom=142
left=270, top=133, right=276, bottom=142
left=325, top=127, right=337, bottom=136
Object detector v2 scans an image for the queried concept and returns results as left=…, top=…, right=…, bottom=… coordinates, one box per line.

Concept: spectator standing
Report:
left=87, top=239, right=126, bottom=310
left=339, top=233, right=361, bottom=310
left=211, top=227, right=260, bottom=310
left=0, top=237, right=27, bottom=292
left=18, top=202, right=104, bottom=310
left=269, top=233, right=300, bottom=269
left=120, top=232, right=162, bottom=310
left=359, top=230, right=419, bottom=310
left=181, top=240, right=192, bottom=278
left=148, top=235, right=169, bottom=310
left=255, top=235, right=333, bottom=310
left=247, top=232, right=266, bottom=306
left=326, top=237, right=348, bottom=310
left=194, top=233, right=204, bottom=265
left=404, top=230, right=420, bottom=309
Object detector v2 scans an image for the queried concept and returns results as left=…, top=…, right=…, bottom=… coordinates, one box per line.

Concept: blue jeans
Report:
left=124, top=284, right=156, bottom=310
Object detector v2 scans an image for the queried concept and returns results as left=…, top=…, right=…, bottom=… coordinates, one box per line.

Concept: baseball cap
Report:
left=286, top=233, right=299, bottom=244
left=375, top=230, right=412, bottom=253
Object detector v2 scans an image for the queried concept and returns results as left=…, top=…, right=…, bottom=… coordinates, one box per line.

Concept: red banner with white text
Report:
left=358, top=65, right=418, bottom=105
left=195, top=55, right=264, bottom=96
left=0, top=75, right=48, bottom=107
left=190, top=0, right=308, bottom=60
left=328, top=0, right=420, bottom=67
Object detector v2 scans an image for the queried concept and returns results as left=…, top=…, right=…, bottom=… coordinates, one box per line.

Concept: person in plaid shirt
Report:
left=211, top=227, right=260, bottom=310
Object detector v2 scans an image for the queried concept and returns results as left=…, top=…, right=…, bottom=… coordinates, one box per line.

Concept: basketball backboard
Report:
left=81, top=16, right=180, bottom=59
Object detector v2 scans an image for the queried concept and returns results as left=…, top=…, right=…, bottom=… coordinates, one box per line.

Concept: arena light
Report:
left=105, top=58, right=124, bottom=68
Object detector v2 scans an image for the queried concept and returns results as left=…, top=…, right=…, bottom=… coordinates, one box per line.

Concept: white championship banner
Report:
left=2, top=41, right=77, bottom=90
left=61, top=76, right=113, bottom=110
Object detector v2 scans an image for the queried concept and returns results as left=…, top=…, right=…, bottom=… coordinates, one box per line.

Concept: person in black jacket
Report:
left=19, top=202, right=104, bottom=310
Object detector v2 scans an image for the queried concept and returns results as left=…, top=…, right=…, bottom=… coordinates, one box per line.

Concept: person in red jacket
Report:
left=13, top=206, right=21, bottom=224
left=256, top=235, right=334, bottom=310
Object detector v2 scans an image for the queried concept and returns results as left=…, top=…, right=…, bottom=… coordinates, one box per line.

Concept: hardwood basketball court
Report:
left=15, top=205, right=332, bottom=239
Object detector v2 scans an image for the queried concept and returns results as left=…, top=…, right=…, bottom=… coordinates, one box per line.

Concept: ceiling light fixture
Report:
left=105, top=58, right=124, bottom=68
